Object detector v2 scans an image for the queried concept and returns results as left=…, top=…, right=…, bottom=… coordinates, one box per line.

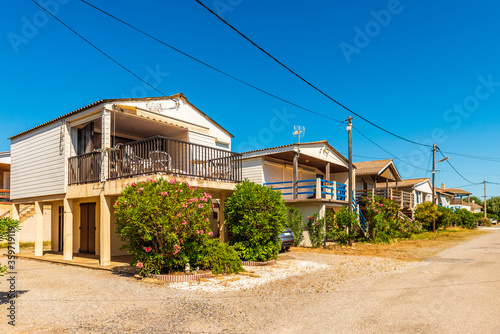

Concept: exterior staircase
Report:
left=352, top=193, right=368, bottom=237
left=0, top=204, right=36, bottom=222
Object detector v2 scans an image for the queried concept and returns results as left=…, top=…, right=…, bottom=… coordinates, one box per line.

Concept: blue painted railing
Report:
left=352, top=193, right=368, bottom=235
left=263, top=178, right=347, bottom=201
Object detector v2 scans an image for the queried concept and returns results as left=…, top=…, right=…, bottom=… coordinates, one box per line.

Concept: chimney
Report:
left=441, top=183, right=445, bottom=189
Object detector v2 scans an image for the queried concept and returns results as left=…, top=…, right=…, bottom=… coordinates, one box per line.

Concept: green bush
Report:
left=364, top=196, right=422, bottom=242
left=114, top=178, right=213, bottom=275
left=0, top=217, right=21, bottom=276
left=452, top=208, right=476, bottom=229
left=225, top=180, right=287, bottom=262
left=326, top=208, right=358, bottom=246
left=202, top=239, right=243, bottom=275
left=477, top=217, right=492, bottom=227
left=306, top=213, right=325, bottom=248
left=286, top=207, right=304, bottom=246
left=415, top=202, right=440, bottom=231
left=437, top=206, right=454, bottom=229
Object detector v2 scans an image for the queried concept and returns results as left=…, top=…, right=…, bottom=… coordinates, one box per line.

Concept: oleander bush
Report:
left=114, top=177, right=214, bottom=275
left=477, top=217, right=492, bottom=227
left=306, top=213, right=325, bottom=248
left=225, top=180, right=287, bottom=262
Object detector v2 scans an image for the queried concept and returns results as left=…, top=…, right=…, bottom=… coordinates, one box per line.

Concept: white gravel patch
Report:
left=172, top=260, right=328, bottom=293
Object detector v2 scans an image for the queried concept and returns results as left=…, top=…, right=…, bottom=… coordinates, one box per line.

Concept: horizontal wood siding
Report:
left=11, top=122, right=65, bottom=200
left=187, top=130, right=217, bottom=148
left=242, top=158, right=263, bottom=184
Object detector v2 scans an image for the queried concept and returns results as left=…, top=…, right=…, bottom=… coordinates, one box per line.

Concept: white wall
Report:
left=2, top=172, right=9, bottom=190
left=241, top=157, right=264, bottom=184
left=187, top=130, right=216, bottom=148
left=11, top=121, right=66, bottom=200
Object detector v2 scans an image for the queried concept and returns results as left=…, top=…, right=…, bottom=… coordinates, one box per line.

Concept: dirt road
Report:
left=2, top=227, right=499, bottom=333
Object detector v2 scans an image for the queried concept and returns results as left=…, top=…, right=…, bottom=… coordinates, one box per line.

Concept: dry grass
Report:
left=290, top=228, right=486, bottom=262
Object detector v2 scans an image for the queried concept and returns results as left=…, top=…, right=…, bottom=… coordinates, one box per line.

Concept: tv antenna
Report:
left=292, top=125, right=305, bottom=144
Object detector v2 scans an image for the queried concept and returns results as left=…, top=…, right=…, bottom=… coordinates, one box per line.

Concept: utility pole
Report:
left=484, top=181, right=487, bottom=218
left=347, top=116, right=353, bottom=213
left=432, top=143, right=436, bottom=233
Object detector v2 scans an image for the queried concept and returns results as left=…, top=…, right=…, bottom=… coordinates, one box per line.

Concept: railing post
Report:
left=316, top=178, right=321, bottom=199
left=332, top=181, right=337, bottom=200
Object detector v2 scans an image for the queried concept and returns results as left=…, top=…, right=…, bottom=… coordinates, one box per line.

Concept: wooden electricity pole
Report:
left=347, top=116, right=353, bottom=213
left=484, top=181, right=487, bottom=218
left=432, top=144, right=436, bottom=233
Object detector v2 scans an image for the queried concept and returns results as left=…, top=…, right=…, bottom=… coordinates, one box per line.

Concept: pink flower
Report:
left=192, top=198, right=199, bottom=202
left=128, top=205, right=132, bottom=208
left=131, top=182, right=137, bottom=187
left=208, top=231, right=213, bottom=237
left=176, top=189, right=182, bottom=193
left=205, top=218, right=209, bottom=222
left=182, top=204, right=188, bottom=208
left=161, top=192, right=168, bottom=196
left=180, top=239, right=184, bottom=244
left=147, top=177, right=153, bottom=182
left=201, top=196, right=207, bottom=202
left=136, top=262, right=143, bottom=268
left=144, top=246, right=152, bottom=253
left=211, top=204, right=214, bottom=208
left=199, top=230, right=204, bottom=234
left=114, top=201, right=119, bottom=206
left=123, top=200, right=127, bottom=204
left=153, top=179, right=158, bottom=183
left=182, top=220, right=187, bottom=225
left=177, top=213, right=182, bottom=217
left=198, top=203, right=203, bottom=208
left=169, top=179, right=177, bottom=184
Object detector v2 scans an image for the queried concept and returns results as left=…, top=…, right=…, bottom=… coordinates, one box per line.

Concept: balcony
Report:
left=264, top=178, right=347, bottom=201
left=355, top=188, right=414, bottom=210
left=68, top=136, right=242, bottom=185
left=0, top=189, right=11, bottom=204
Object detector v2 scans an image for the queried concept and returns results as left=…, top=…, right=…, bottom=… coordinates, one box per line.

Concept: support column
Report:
left=99, top=193, right=111, bottom=266
left=34, top=201, right=44, bottom=257
left=63, top=198, right=73, bottom=261
left=292, top=148, right=299, bottom=199
left=11, top=204, right=20, bottom=254
left=219, top=192, right=228, bottom=243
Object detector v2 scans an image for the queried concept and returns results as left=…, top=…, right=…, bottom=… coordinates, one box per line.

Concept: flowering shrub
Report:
left=286, top=207, right=304, bottom=247
left=364, top=195, right=422, bottom=243
left=306, top=213, right=325, bottom=248
left=0, top=217, right=20, bottom=276
left=225, top=180, right=287, bottom=262
left=114, top=177, right=213, bottom=275
left=329, top=208, right=358, bottom=246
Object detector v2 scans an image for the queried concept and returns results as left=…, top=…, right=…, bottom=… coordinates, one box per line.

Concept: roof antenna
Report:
left=292, top=125, right=305, bottom=144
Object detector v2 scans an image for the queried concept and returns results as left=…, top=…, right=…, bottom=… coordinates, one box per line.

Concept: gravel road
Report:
left=1, top=227, right=499, bottom=333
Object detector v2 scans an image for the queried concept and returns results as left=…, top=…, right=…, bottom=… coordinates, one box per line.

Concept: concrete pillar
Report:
left=63, top=198, right=73, bottom=261
left=99, top=193, right=111, bottom=266
left=219, top=192, right=228, bottom=243
left=34, top=201, right=44, bottom=257
left=11, top=203, right=20, bottom=254
left=101, top=108, right=111, bottom=181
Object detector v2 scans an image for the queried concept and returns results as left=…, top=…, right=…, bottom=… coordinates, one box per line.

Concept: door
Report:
left=58, top=206, right=64, bottom=252
left=79, top=203, right=96, bottom=254
left=78, top=122, right=94, bottom=155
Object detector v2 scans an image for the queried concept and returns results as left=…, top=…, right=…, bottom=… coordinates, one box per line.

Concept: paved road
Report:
left=277, top=227, right=500, bottom=333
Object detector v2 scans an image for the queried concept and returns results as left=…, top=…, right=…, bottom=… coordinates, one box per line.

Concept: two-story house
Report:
left=9, top=93, right=242, bottom=266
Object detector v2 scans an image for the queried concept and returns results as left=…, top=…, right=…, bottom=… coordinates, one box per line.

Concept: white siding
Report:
left=187, top=130, right=216, bottom=148
left=241, top=157, right=263, bottom=184
left=11, top=121, right=66, bottom=200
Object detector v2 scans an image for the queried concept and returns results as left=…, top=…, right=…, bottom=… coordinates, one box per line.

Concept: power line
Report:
left=30, top=0, right=167, bottom=97
left=440, top=150, right=500, bottom=163
left=353, top=126, right=429, bottom=171
left=437, top=147, right=477, bottom=184
left=79, top=1, right=343, bottom=124
left=193, top=0, right=433, bottom=148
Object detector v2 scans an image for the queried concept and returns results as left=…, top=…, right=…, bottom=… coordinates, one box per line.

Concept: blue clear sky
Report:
left=2, top=0, right=500, bottom=198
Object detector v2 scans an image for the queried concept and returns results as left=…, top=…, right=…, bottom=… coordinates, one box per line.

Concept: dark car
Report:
left=279, top=228, right=295, bottom=250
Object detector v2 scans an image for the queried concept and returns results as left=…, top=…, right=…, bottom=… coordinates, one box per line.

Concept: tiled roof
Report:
left=9, top=93, right=233, bottom=139
left=376, top=178, right=430, bottom=189
left=354, top=159, right=393, bottom=176
left=441, top=188, right=471, bottom=196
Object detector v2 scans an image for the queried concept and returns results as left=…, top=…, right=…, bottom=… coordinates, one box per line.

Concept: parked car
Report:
left=490, top=218, right=497, bottom=225
left=279, top=228, right=295, bottom=250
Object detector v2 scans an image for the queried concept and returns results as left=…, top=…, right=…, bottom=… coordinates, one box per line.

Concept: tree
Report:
left=225, top=180, right=287, bottom=261
left=486, top=196, right=500, bottom=217
left=469, top=196, right=483, bottom=207
left=0, top=217, right=21, bottom=276
left=286, top=207, right=304, bottom=247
